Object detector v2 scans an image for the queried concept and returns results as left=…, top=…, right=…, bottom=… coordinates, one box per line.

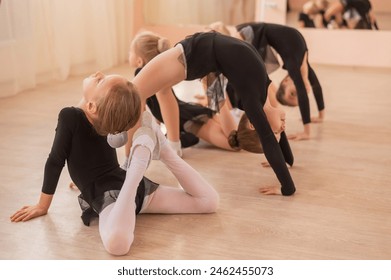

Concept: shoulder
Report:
left=59, top=107, right=83, bottom=118
left=57, top=107, right=85, bottom=127
left=237, top=22, right=256, bottom=29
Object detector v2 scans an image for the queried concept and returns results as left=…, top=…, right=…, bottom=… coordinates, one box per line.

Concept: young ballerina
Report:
left=126, top=31, right=264, bottom=157
left=323, top=0, right=378, bottom=30
left=100, top=31, right=296, bottom=196
left=10, top=72, right=219, bottom=256
left=228, top=22, right=326, bottom=141
left=298, top=0, right=331, bottom=28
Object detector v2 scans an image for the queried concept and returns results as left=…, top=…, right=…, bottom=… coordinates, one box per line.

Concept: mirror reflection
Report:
left=287, top=0, right=391, bottom=30
left=143, top=0, right=391, bottom=30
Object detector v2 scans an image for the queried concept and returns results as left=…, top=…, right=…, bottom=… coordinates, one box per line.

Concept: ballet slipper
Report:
left=123, top=112, right=157, bottom=169
left=138, top=111, right=169, bottom=160
left=125, top=127, right=155, bottom=170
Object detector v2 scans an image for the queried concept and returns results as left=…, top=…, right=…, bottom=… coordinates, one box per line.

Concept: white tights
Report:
left=98, top=137, right=219, bottom=256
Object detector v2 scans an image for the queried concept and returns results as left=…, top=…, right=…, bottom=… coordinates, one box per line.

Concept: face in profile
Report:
left=281, top=76, right=299, bottom=107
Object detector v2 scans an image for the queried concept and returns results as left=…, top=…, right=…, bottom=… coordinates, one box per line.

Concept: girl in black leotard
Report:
left=126, top=31, right=264, bottom=159
left=128, top=32, right=236, bottom=151
left=10, top=73, right=219, bottom=256
left=230, top=22, right=325, bottom=141
left=298, top=0, right=330, bottom=28
left=324, top=0, right=378, bottom=30
left=95, top=31, right=296, bottom=196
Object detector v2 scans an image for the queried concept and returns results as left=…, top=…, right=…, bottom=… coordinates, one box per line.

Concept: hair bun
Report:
left=228, top=130, right=241, bottom=150
left=236, top=113, right=264, bottom=154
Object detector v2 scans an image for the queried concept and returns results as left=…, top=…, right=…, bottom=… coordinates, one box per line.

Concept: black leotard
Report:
left=42, top=107, right=156, bottom=224
left=236, top=22, right=325, bottom=125
left=342, top=0, right=371, bottom=18
left=341, top=0, right=375, bottom=29
left=178, top=32, right=295, bottom=195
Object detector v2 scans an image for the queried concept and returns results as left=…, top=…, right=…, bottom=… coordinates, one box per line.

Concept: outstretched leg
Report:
left=98, top=122, right=156, bottom=256
left=98, top=145, right=151, bottom=256
left=307, top=63, right=325, bottom=122
left=141, top=120, right=219, bottom=213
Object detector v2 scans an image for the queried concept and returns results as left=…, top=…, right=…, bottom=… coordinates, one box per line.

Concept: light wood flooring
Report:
left=0, top=63, right=390, bottom=260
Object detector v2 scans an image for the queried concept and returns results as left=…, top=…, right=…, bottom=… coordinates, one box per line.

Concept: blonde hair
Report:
left=131, top=31, right=171, bottom=65
left=228, top=113, right=264, bottom=153
left=93, top=81, right=141, bottom=136
left=208, top=21, right=231, bottom=36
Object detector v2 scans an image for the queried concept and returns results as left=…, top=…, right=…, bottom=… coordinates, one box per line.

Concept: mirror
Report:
left=142, top=0, right=391, bottom=30
left=138, top=0, right=391, bottom=69
left=287, top=0, right=391, bottom=30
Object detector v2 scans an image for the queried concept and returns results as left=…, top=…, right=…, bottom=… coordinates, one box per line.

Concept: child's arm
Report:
left=11, top=108, right=74, bottom=222
left=155, top=87, right=182, bottom=156
left=10, top=192, right=53, bottom=222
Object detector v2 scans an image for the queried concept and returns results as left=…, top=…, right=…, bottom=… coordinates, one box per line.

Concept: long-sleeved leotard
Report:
left=236, top=22, right=325, bottom=125
left=341, top=0, right=375, bottom=29
left=342, top=0, right=371, bottom=16
left=42, top=107, right=156, bottom=224
left=178, top=32, right=295, bottom=195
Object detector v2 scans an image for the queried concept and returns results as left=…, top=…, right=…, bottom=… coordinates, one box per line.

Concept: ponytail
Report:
left=229, top=113, right=264, bottom=154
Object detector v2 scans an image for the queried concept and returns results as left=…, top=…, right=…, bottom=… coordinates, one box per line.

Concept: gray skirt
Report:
left=78, top=177, right=159, bottom=226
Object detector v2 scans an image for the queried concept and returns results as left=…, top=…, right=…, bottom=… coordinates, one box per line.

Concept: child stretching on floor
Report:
left=124, top=30, right=264, bottom=158
left=98, top=31, right=296, bottom=196
left=10, top=72, right=219, bottom=256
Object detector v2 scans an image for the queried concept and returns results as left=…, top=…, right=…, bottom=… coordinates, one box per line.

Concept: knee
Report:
left=103, top=230, right=134, bottom=256
left=202, top=190, right=220, bottom=213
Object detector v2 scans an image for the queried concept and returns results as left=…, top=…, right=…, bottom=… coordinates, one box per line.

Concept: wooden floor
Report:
left=1, top=63, right=390, bottom=260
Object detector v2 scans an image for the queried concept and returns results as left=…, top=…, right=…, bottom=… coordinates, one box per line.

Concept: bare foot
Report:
left=288, top=132, right=310, bottom=141
left=259, top=186, right=282, bottom=195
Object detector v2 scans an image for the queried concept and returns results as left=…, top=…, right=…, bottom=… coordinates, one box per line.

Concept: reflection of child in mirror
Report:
left=323, top=0, right=378, bottom=30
